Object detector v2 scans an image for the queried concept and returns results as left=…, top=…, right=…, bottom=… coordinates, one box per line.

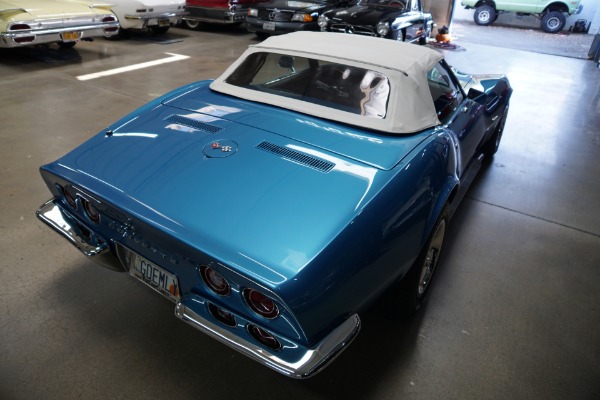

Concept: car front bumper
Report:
left=37, top=199, right=361, bottom=378
left=184, top=6, right=247, bottom=24
left=246, top=17, right=319, bottom=35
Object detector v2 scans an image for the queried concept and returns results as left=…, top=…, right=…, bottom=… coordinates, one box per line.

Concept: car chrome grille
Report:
left=258, top=9, right=294, bottom=22
left=256, top=141, right=334, bottom=172
left=330, top=24, right=376, bottom=36
left=165, top=115, right=223, bottom=133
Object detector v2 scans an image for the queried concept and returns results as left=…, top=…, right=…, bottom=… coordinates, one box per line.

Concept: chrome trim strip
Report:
left=124, top=12, right=182, bottom=20
left=175, top=302, right=361, bottom=379
left=3, top=22, right=119, bottom=36
left=36, top=200, right=125, bottom=272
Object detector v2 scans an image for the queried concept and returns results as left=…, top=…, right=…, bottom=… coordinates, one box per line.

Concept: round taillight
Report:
left=207, top=303, right=236, bottom=327
left=102, top=16, right=116, bottom=23
left=201, top=266, right=231, bottom=296
left=243, top=289, right=279, bottom=319
left=247, top=324, right=281, bottom=350
left=62, top=186, right=77, bottom=208
left=82, top=199, right=100, bottom=224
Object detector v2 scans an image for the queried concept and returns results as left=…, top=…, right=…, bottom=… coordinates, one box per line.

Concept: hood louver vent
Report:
left=165, top=115, right=223, bottom=133
left=256, top=141, right=334, bottom=173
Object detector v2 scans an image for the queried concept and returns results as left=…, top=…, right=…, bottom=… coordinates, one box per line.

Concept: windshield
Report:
left=224, top=52, right=390, bottom=119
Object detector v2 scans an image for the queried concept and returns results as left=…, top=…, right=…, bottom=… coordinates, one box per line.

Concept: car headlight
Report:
left=248, top=8, right=258, bottom=17
left=318, top=14, right=329, bottom=28
left=291, top=13, right=313, bottom=22
left=376, top=21, right=390, bottom=37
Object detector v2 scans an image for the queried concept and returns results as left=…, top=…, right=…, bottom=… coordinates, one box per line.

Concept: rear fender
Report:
left=420, top=131, right=459, bottom=244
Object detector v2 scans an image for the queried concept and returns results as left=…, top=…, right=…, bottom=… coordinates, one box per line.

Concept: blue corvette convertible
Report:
left=37, top=32, right=511, bottom=378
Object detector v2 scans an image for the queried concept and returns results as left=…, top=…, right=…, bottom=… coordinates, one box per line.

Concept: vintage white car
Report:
left=107, top=0, right=185, bottom=35
left=0, top=0, right=119, bottom=48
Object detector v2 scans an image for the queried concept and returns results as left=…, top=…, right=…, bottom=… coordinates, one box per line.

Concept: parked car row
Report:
left=0, top=0, right=186, bottom=49
left=1, top=0, right=434, bottom=50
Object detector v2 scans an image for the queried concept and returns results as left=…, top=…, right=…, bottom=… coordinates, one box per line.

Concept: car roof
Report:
left=254, top=31, right=441, bottom=76
left=210, top=32, right=443, bottom=134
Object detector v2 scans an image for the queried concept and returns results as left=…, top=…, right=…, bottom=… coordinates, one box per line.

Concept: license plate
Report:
left=61, top=31, right=80, bottom=42
left=129, top=252, right=180, bottom=302
left=158, top=19, right=170, bottom=27
left=263, top=22, right=276, bottom=31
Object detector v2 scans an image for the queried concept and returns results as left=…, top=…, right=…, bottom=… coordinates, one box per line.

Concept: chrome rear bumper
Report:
left=36, top=200, right=125, bottom=272
left=0, top=22, right=120, bottom=48
left=176, top=300, right=361, bottom=379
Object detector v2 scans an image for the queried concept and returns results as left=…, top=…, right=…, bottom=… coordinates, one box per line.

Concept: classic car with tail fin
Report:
left=0, top=0, right=119, bottom=48
left=106, top=0, right=185, bottom=36
left=37, top=32, right=511, bottom=378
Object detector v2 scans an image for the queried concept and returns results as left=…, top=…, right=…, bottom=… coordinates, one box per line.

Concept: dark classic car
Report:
left=37, top=32, right=511, bottom=378
left=319, top=0, right=433, bottom=43
left=246, top=0, right=345, bottom=37
left=182, top=0, right=267, bottom=28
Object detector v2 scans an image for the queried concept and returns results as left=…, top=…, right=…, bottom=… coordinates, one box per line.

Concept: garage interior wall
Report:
left=424, top=0, right=454, bottom=30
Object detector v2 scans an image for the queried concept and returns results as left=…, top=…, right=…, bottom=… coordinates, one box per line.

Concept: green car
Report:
left=461, top=0, right=581, bottom=33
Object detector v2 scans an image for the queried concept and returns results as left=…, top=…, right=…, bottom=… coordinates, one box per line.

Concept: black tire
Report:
left=255, top=32, right=270, bottom=40
left=57, top=41, right=76, bottom=49
left=184, top=19, right=202, bottom=30
left=151, top=26, right=170, bottom=34
left=541, top=11, right=566, bottom=33
left=483, top=105, right=509, bottom=156
left=395, top=208, right=448, bottom=317
left=474, top=5, right=496, bottom=26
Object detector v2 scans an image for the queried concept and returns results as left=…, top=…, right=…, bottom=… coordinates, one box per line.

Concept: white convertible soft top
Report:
left=210, top=31, right=443, bottom=134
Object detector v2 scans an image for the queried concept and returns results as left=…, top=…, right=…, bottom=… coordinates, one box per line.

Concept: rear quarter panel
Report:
left=281, top=130, right=459, bottom=344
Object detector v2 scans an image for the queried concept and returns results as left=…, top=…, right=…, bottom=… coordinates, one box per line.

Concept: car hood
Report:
left=328, top=5, right=401, bottom=25
left=51, top=81, right=430, bottom=284
left=255, top=0, right=335, bottom=11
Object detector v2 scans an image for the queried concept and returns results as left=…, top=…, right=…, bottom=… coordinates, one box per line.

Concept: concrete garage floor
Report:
left=1, top=26, right=599, bottom=399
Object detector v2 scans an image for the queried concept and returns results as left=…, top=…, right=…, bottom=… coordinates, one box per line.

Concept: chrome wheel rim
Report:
left=185, top=20, right=200, bottom=29
left=418, top=220, right=446, bottom=296
left=479, top=11, right=491, bottom=23
left=546, top=17, right=560, bottom=30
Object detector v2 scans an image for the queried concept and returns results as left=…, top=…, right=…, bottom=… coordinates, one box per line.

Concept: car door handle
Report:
left=461, top=106, right=469, bottom=113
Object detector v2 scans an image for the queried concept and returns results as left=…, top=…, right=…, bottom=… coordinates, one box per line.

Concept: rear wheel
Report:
left=541, top=11, right=566, bottom=33
left=396, top=208, right=448, bottom=317
left=184, top=19, right=202, bottom=30
left=474, top=5, right=496, bottom=26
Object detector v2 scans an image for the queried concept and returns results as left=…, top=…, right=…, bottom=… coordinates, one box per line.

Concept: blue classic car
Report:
left=37, top=32, right=511, bottom=378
